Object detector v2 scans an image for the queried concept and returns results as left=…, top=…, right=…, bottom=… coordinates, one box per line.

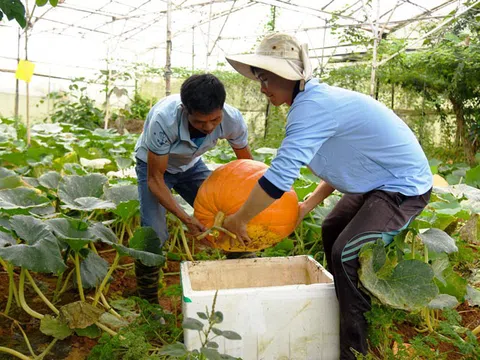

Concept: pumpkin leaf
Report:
left=38, top=171, right=61, bottom=190
left=40, top=315, right=74, bottom=340
left=358, top=240, right=438, bottom=311
left=46, top=218, right=94, bottom=252
left=0, top=168, right=22, bottom=190
left=419, top=228, right=458, bottom=254
left=0, top=230, right=16, bottom=247
left=80, top=250, right=109, bottom=289
left=104, top=185, right=138, bottom=205
left=75, top=324, right=101, bottom=338
left=58, top=174, right=108, bottom=210
left=466, top=286, right=480, bottom=307
left=435, top=264, right=467, bottom=302
left=0, top=215, right=66, bottom=273
left=0, top=188, right=50, bottom=210
left=112, top=200, right=139, bottom=222
left=428, top=294, right=459, bottom=310
left=59, top=301, right=104, bottom=329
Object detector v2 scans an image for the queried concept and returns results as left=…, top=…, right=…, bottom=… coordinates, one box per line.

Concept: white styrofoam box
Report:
left=181, top=255, right=340, bottom=360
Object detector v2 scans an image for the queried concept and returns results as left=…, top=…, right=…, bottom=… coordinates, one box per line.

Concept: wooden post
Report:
left=165, top=0, right=172, bottom=96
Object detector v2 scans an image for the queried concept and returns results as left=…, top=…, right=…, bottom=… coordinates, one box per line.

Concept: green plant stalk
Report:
left=0, top=347, right=31, bottom=360
left=179, top=225, right=194, bottom=262
left=100, top=292, right=122, bottom=319
left=168, top=226, right=179, bottom=253
left=52, top=271, right=64, bottom=304
left=473, top=324, right=480, bottom=336
left=93, top=252, right=120, bottom=306
left=95, top=321, right=117, bottom=337
left=2, top=260, right=20, bottom=310
left=411, top=232, right=415, bottom=259
left=35, top=338, right=58, bottom=360
left=201, top=291, right=219, bottom=347
left=19, top=269, right=44, bottom=320
left=25, top=270, right=59, bottom=315
left=74, top=252, right=85, bottom=302
left=54, top=268, right=75, bottom=302
left=90, top=242, right=98, bottom=255
left=15, top=322, right=36, bottom=358
left=119, top=222, right=126, bottom=245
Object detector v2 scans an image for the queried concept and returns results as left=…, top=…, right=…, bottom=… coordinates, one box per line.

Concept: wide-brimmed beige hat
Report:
left=226, top=33, right=312, bottom=90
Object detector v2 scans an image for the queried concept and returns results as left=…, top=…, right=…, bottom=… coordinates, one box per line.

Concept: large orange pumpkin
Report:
left=193, top=159, right=298, bottom=252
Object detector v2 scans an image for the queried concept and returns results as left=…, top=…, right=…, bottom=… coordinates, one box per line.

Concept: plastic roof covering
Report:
left=0, top=0, right=466, bottom=95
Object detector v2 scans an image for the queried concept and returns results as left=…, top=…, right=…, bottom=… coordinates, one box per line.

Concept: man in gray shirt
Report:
left=134, top=73, right=252, bottom=303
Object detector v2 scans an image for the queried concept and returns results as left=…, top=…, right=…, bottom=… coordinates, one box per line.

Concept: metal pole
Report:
left=14, top=27, right=20, bottom=120
left=25, top=0, right=30, bottom=146
left=165, top=0, right=172, bottom=96
left=191, top=26, right=195, bottom=73
left=205, top=0, right=213, bottom=71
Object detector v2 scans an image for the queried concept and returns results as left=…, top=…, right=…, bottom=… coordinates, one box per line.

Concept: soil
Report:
left=0, top=244, right=181, bottom=360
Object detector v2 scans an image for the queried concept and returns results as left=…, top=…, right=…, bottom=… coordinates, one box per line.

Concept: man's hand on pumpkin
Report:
left=184, top=216, right=207, bottom=237
left=223, top=214, right=251, bottom=248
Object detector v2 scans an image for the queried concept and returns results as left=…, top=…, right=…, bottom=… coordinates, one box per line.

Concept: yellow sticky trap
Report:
left=15, top=60, right=35, bottom=82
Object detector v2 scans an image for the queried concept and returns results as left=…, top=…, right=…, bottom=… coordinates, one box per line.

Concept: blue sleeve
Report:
left=263, top=100, right=338, bottom=191
left=225, top=107, right=249, bottom=149
left=144, top=113, right=172, bottom=155
left=258, top=176, right=285, bottom=199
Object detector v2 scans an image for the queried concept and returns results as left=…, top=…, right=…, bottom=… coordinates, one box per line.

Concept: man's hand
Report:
left=223, top=213, right=251, bottom=248
left=184, top=216, right=207, bottom=238
left=295, top=201, right=310, bottom=228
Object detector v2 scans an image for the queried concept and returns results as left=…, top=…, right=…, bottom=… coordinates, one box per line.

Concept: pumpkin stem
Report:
left=196, top=211, right=237, bottom=241
left=213, top=211, right=225, bottom=227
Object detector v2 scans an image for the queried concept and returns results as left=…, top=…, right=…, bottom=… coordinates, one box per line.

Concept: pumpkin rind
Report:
left=193, top=159, right=299, bottom=252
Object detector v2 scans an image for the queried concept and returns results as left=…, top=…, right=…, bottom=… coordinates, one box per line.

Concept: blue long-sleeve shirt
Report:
left=263, top=79, right=432, bottom=196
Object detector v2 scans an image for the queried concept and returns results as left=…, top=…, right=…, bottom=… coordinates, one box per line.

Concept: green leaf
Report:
left=59, top=301, right=104, bottom=329
left=40, top=315, right=74, bottom=340
left=0, top=187, right=50, bottom=210
left=75, top=324, right=101, bottom=338
left=358, top=241, right=438, bottom=311
left=419, top=228, right=458, bottom=254
left=431, top=254, right=450, bottom=286
left=220, top=330, right=242, bottom=340
left=212, top=311, right=223, bottom=324
left=0, top=167, right=22, bottom=189
left=428, top=294, right=459, bottom=310
left=182, top=317, right=204, bottom=331
left=428, top=201, right=463, bottom=216
left=466, top=286, right=480, bottom=306
left=58, top=174, right=109, bottom=210
left=201, top=347, right=223, bottom=360
left=98, top=312, right=129, bottom=331
left=159, top=343, right=188, bottom=356
left=89, top=222, right=118, bottom=244
left=38, top=171, right=61, bottom=190
left=211, top=327, right=223, bottom=336
left=46, top=218, right=94, bottom=252
left=435, top=265, right=467, bottom=302
left=112, top=200, right=139, bottom=222
left=49, top=0, right=59, bottom=6
left=113, top=242, right=165, bottom=267
left=114, top=156, right=132, bottom=170
left=465, top=165, right=480, bottom=188
left=129, top=226, right=162, bottom=254
left=206, top=341, right=219, bottom=349
left=197, top=312, right=208, bottom=320
left=0, top=230, right=16, bottom=247
left=104, top=185, right=138, bottom=205
left=36, top=0, right=49, bottom=6
left=0, top=215, right=66, bottom=273
left=0, top=0, right=26, bottom=27
left=80, top=249, right=109, bottom=289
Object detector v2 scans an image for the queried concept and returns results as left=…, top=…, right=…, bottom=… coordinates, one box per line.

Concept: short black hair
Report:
left=180, top=74, right=226, bottom=114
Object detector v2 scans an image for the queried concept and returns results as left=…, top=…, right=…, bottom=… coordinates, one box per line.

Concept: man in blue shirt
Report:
left=134, top=74, right=252, bottom=303
left=225, top=33, right=432, bottom=359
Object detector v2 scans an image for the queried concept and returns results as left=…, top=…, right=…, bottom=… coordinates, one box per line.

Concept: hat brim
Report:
left=226, top=54, right=302, bottom=81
